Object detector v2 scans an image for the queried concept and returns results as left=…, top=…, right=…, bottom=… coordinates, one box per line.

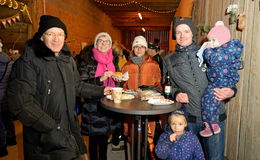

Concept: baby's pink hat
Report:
left=207, top=21, right=231, bottom=46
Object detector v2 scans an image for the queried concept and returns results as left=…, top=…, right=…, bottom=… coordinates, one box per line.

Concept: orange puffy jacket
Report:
left=122, top=55, right=162, bottom=91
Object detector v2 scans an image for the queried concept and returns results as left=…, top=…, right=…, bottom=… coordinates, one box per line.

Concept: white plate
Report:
left=106, top=94, right=135, bottom=100
left=148, top=99, right=174, bottom=105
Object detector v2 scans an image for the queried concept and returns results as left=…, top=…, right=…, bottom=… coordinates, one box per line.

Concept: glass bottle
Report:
left=164, top=72, right=172, bottom=99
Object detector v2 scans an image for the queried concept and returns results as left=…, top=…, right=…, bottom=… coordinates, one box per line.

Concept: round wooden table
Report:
left=101, top=97, right=180, bottom=160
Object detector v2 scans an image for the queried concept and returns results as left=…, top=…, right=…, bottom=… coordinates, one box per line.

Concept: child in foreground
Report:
left=155, top=110, right=205, bottom=160
left=200, top=21, right=243, bottom=137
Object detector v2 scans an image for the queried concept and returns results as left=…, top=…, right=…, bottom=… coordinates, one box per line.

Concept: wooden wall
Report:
left=0, top=0, right=122, bottom=55
left=122, top=30, right=170, bottom=53
left=39, top=0, right=122, bottom=54
left=193, top=0, right=260, bottom=159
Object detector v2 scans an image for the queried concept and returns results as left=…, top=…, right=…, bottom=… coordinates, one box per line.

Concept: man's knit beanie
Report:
left=35, top=15, right=67, bottom=39
left=173, top=17, right=197, bottom=39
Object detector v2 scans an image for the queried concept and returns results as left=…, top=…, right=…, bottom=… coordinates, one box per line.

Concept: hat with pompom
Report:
left=207, top=21, right=231, bottom=46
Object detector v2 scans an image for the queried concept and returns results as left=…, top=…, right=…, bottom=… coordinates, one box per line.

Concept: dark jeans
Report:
left=88, top=135, right=109, bottom=160
left=188, top=121, right=225, bottom=160
left=0, top=111, right=16, bottom=147
left=0, top=118, right=6, bottom=147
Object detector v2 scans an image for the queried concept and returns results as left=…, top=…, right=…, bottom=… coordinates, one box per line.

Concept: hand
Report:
left=100, top=71, right=114, bottom=82
left=112, top=76, right=123, bottom=82
left=104, top=87, right=112, bottom=95
left=213, top=88, right=234, bottom=101
left=175, top=93, right=189, bottom=103
left=169, top=133, right=177, bottom=142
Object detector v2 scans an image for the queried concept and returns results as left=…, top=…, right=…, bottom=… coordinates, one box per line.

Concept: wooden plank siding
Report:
left=193, top=0, right=260, bottom=159
left=121, top=30, right=170, bottom=53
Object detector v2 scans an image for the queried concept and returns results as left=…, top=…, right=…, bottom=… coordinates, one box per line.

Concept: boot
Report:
left=200, top=122, right=221, bottom=137
left=0, top=146, right=8, bottom=157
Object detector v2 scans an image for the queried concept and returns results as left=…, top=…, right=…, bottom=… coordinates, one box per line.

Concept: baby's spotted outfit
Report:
left=201, top=39, right=243, bottom=123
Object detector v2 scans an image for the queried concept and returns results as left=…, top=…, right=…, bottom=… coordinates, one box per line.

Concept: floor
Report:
left=0, top=121, right=23, bottom=160
left=0, top=120, right=128, bottom=160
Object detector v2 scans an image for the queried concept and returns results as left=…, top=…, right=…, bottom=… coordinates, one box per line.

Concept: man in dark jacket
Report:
left=8, top=15, right=111, bottom=160
left=163, top=17, right=236, bottom=160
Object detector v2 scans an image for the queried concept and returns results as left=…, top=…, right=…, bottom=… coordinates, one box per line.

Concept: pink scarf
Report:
left=93, top=48, right=116, bottom=87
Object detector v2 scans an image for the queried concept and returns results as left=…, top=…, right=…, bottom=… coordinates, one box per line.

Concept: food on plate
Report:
left=141, top=95, right=165, bottom=101
left=148, top=99, right=174, bottom=105
left=106, top=93, right=134, bottom=100
left=112, top=72, right=129, bottom=81
left=114, top=72, right=123, bottom=78
left=137, top=89, right=163, bottom=101
left=123, top=90, right=138, bottom=95
left=121, top=94, right=135, bottom=100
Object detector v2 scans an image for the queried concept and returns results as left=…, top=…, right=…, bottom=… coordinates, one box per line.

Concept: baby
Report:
left=155, top=110, right=204, bottom=160
left=200, top=21, right=243, bottom=137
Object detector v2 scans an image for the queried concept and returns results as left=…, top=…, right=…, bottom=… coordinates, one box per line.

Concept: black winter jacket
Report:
left=164, top=41, right=226, bottom=122
left=0, top=51, right=13, bottom=111
left=8, top=38, right=105, bottom=160
left=78, top=44, right=121, bottom=136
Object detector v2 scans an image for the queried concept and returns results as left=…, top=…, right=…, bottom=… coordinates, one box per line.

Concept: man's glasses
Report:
left=97, top=39, right=110, bottom=45
left=44, top=33, right=65, bottom=39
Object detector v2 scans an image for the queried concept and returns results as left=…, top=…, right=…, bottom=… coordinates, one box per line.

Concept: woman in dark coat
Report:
left=78, top=32, right=121, bottom=160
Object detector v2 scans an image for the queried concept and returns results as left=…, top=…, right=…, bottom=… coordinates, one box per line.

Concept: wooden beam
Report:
left=112, top=18, right=172, bottom=27
left=117, top=26, right=170, bottom=31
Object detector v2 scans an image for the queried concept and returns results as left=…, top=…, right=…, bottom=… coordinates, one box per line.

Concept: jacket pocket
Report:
left=40, top=127, right=67, bottom=152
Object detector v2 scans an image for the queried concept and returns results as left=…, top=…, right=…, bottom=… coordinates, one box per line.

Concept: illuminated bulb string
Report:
left=93, top=0, right=175, bottom=14
left=0, top=0, right=26, bottom=11
left=138, top=12, right=142, bottom=19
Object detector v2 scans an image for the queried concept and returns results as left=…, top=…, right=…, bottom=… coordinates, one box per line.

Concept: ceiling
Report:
left=89, top=0, right=180, bottom=31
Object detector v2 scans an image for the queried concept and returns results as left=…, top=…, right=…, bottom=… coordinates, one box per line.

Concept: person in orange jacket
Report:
left=121, top=35, right=162, bottom=159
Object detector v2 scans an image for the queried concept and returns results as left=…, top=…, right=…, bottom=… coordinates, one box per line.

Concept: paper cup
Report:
left=112, top=87, right=123, bottom=103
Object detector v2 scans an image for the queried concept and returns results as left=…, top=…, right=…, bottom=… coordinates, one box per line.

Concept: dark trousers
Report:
left=0, top=111, right=16, bottom=147
left=88, top=135, right=109, bottom=160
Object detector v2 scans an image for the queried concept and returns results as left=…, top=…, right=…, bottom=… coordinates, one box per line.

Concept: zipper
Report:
left=47, top=79, right=52, bottom=95
left=138, top=65, right=140, bottom=87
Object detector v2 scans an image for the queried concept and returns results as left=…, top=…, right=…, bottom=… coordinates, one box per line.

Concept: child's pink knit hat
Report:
left=207, top=21, right=231, bottom=46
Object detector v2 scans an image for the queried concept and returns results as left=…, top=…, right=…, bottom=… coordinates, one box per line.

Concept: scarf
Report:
left=93, top=47, right=115, bottom=87
left=196, top=41, right=212, bottom=67
left=131, top=56, right=143, bottom=66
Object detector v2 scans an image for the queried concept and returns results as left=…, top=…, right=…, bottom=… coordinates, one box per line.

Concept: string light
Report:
left=142, top=27, right=145, bottom=32
left=0, top=0, right=25, bottom=11
left=13, top=0, right=18, bottom=9
left=0, top=0, right=32, bottom=24
left=8, top=0, right=13, bottom=8
left=0, top=0, right=7, bottom=5
left=92, top=0, right=175, bottom=14
left=93, top=0, right=135, bottom=7
left=138, top=12, right=142, bottom=20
